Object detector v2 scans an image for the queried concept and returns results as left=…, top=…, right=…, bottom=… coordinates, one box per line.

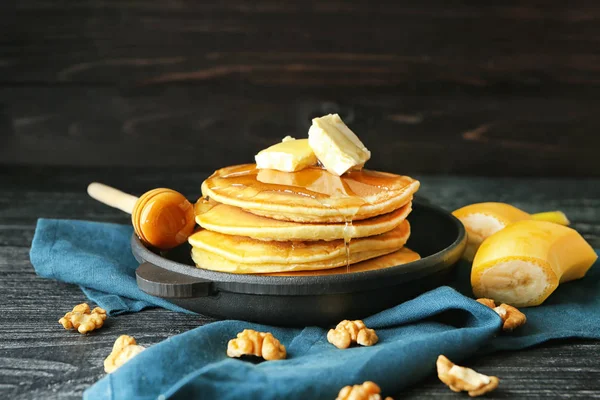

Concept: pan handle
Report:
left=136, top=262, right=213, bottom=298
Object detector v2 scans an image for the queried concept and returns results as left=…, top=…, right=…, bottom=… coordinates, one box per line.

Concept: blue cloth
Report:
left=30, top=218, right=190, bottom=315
left=29, top=219, right=600, bottom=400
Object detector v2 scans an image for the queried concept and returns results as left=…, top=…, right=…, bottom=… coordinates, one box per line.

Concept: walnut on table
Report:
left=335, top=381, right=394, bottom=400
left=58, top=303, right=107, bottom=334
left=227, top=329, right=286, bottom=361
left=476, top=298, right=527, bottom=331
left=437, top=355, right=499, bottom=397
left=327, top=320, right=378, bottom=349
left=104, top=335, right=146, bottom=373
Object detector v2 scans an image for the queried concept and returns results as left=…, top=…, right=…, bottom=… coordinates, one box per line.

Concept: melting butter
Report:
left=255, top=137, right=317, bottom=172
left=308, top=114, right=371, bottom=176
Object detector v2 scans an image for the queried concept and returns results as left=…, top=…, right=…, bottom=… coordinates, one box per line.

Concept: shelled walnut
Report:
left=476, top=298, right=527, bottom=331
left=227, top=329, right=286, bottom=361
left=104, top=335, right=145, bottom=373
left=493, top=304, right=527, bottom=331
left=437, top=355, right=499, bottom=397
left=327, top=320, right=378, bottom=349
left=58, top=303, right=107, bottom=334
left=476, top=298, right=496, bottom=309
left=335, top=381, right=393, bottom=400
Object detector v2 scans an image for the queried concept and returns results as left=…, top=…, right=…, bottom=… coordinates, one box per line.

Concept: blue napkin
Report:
left=30, top=218, right=190, bottom=315
left=30, top=219, right=600, bottom=400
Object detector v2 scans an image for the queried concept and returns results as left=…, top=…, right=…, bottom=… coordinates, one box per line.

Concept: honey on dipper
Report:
left=87, top=183, right=195, bottom=250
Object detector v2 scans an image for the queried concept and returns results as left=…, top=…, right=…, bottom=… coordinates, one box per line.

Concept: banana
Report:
left=452, top=202, right=570, bottom=261
left=471, top=220, right=597, bottom=307
left=530, top=210, right=570, bottom=225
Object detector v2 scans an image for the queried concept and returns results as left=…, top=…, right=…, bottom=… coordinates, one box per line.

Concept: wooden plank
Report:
left=4, top=1, right=600, bottom=175
left=4, top=1, right=600, bottom=87
left=2, top=87, right=600, bottom=175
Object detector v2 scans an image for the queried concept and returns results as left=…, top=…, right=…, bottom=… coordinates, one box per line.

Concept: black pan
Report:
left=133, top=199, right=466, bottom=326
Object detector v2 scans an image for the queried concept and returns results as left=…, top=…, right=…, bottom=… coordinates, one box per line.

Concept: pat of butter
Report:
left=255, top=137, right=318, bottom=172
left=308, top=114, right=371, bottom=176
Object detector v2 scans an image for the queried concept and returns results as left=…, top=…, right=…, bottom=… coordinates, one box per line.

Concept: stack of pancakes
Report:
left=188, top=164, right=421, bottom=275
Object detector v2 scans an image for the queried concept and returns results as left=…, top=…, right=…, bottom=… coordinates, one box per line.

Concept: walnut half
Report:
left=58, top=303, right=107, bottom=334
left=227, top=329, right=286, bottom=361
left=476, top=298, right=527, bottom=331
left=437, top=355, right=499, bottom=397
left=104, top=335, right=145, bottom=373
left=493, top=304, right=527, bottom=331
left=327, top=320, right=378, bottom=349
left=476, top=298, right=497, bottom=309
left=335, top=381, right=394, bottom=400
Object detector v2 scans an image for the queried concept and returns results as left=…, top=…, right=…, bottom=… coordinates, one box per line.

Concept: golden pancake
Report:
left=201, top=164, right=419, bottom=223
left=194, top=198, right=412, bottom=242
left=191, top=247, right=396, bottom=274
left=189, top=220, right=410, bottom=265
left=264, top=247, right=421, bottom=276
left=188, top=220, right=411, bottom=273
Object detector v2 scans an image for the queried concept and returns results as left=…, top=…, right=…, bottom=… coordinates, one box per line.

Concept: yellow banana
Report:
left=530, top=211, right=570, bottom=225
left=452, top=202, right=570, bottom=261
left=471, top=220, right=597, bottom=307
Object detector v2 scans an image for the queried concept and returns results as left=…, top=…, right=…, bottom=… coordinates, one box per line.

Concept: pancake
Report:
left=264, top=247, right=421, bottom=276
left=191, top=247, right=397, bottom=274
left=201, top=164, right=419, bottom=223
left=188, top=220, right=411, bottom=273
left=194, top=198, right=412, bottom=241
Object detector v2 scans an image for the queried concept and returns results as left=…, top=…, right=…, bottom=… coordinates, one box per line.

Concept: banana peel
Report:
left=471, top=220, right=597, bottom=307
left=452, top=202, right=570, bottom=261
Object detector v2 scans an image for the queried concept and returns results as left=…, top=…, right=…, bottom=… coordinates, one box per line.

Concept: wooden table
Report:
left=1, top=166, right=599, bottom=399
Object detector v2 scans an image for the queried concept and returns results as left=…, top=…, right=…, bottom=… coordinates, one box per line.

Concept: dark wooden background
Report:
left=2, top=0, right=600, bottom=175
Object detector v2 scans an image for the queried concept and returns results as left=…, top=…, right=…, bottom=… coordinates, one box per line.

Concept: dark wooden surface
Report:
left=3, top=1, right=600, bottom=176
left=0, top=166, right=599, bottom=399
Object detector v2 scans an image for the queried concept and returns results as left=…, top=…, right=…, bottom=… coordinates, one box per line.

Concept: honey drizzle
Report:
left=343, top=217, right=353, bottom=271
left=207, top=165, right=406, bottom=204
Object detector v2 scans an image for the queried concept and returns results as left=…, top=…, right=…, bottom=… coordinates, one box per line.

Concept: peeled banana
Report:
left=471, top=220, right=597, bottom=307
left=452, top=202, right=570, bottom=261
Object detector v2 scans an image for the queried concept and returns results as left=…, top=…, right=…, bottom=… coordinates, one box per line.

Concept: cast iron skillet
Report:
left=132, top=199, right=466, bottom=327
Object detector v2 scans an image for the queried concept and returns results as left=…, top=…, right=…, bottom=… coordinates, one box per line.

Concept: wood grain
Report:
left=0, top=166, right=599, bottom=399
left=2, top=0, right=600, bottom=175
left=2, top=87, right=600, bottom=176
left=6, top=1, right=600, bottom=86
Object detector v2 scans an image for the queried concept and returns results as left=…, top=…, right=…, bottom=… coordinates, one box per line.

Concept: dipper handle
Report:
left=87, top=182, right=138, bottom=214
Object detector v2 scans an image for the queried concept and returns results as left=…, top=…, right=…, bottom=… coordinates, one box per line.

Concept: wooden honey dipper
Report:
left=87, top=183, right=196, bottom=250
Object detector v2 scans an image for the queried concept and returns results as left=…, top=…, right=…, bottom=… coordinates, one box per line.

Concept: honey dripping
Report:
left=343, top=217, right=353, bottom=272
